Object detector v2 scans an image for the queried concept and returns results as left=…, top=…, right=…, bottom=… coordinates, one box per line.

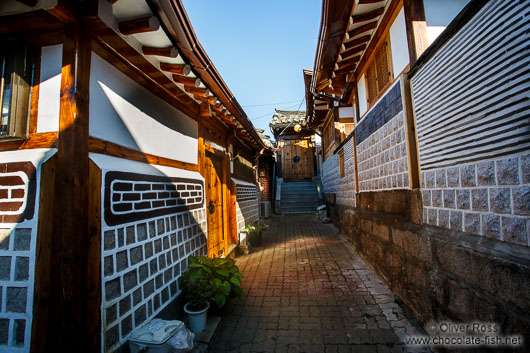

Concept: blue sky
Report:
left=181, top=0, right=322, bottom=140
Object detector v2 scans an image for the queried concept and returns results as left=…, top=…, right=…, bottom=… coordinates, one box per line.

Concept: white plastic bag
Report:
left=167, top=327, right=195, bottom=352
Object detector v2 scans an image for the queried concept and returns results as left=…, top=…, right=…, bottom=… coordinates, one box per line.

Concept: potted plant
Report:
left=244, top=221, right=269, bottom=247
left=181, top=262, right=215, bottom=333
left=182, top=256, right=244, bottom=331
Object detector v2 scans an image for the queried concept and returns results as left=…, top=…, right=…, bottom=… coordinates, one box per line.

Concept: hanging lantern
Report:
left=294, top=124, right=302, bottom=133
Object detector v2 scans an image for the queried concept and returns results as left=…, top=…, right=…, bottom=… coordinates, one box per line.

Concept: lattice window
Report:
left=365, top=37, right=393, bottom=107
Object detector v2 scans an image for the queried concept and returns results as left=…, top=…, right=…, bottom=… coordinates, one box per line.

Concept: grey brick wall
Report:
left=421, top=153, right=530, bottom=246
left=321, top=138, right=356, bottom=207
left=102, top=172, right=207, bottom=352
left=357, top=111, right=409, bottom=191
left=234, top=182, right=259, bottom=234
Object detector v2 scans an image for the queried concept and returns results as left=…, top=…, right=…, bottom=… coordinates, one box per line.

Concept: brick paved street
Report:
left=209, top=214, right=432, bottom=353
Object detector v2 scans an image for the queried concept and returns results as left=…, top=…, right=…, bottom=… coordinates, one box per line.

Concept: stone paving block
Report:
left=208, top=215, right=430, bottom=353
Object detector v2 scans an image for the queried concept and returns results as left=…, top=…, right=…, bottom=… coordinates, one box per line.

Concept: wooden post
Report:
left=401, top=73, right=420, bottom=188
left=403, top=0, right=428, bottom=63
left=47, top=22, right=92, bottom=352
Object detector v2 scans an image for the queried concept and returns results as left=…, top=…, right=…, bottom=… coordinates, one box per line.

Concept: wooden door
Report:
left=205, top=152, right=225, bottom=257
left=281, top=139, right=314, bottom=181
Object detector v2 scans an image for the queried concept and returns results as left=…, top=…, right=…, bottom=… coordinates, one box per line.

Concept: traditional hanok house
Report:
left=0, top=0, right=268, bottom=352
left=307, top=0, right=529, bottom=343
left=270, top=109, right=315, bottom=182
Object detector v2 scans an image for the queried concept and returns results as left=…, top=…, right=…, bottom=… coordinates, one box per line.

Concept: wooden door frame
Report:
left=204, top=146, right=231, bottom=257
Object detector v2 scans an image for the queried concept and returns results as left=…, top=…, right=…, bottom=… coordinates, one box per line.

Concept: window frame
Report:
left=0, top=40, right=38, bottom=139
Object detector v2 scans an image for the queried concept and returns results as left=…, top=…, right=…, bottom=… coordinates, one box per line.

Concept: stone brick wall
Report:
left=321, top=138, right=356, bottom=207
left=355, top=81, right=409, bottom=192
left=421, top=153, right=530, bottom=246
left=0, top=150, right=54, bottom=353
left=233, top=179, right=259, bottom=234
left=94, top=156, right=207, bottom=353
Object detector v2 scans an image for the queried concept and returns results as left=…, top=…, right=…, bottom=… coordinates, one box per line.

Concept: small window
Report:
left=339, top=150, right=345, bottom=178
left=0, top=40, right=37, bottom=138
left=365, top=37, right=393, bottom=107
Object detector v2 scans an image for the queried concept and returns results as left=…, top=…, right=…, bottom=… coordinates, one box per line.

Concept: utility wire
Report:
left=242, top=99, right=302, bottom=108
left=249, top=100, right=305, bottom=121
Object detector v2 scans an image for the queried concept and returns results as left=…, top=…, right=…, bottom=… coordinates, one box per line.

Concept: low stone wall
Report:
left=327, top=189, right=530, bottom=347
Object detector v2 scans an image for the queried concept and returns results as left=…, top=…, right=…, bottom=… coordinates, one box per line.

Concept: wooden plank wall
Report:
left=410, top=0, right=530, bottom=170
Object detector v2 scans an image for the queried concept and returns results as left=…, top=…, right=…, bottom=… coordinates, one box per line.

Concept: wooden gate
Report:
left=281, top=139, right=314, bottom=181
left=205, top=152, right=225, bottom=257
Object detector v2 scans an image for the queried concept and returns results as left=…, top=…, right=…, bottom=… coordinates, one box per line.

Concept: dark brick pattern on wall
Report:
left=0, top=162, right=36, bottom=223
left=355, top=82, right=402, bottom=145
left=104, top=171, right=204, bottom=226
left=102, top=171, right=207, bottom=352
left=236, top=185, right=258, bottom=202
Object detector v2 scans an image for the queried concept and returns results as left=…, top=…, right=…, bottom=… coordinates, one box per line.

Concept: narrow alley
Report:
left=210, top=215, right=429, bottom=353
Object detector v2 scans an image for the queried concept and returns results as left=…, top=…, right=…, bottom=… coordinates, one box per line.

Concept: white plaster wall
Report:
left=338, top=107, right=354, bottom=119
left=357, top=75, right=368, bottom=118
left=36, top=44, right=62, bottom=133
left=389, top=8, right=409, bottom=78
left=89, top=53, right=198, bottom=165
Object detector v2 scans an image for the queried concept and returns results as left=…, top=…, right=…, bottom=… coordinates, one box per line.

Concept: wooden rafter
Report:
left=118, top=16, right=160, bottom=36
left=172, top=74, right=200, bottom=87
left=185, top=86, right=209, bottom=97
left=337, top=55, right=360, bottom=70
left=340, top=44, right=366, bottom=60
left=358, top=0, right=385, bottom=4
left=346, top=21, right=377, bottom=40
left=350, top=8, right=384, bottom=23
left=159, top=62, right=191, bottom=75
left=142, top=46, right=178, bottom=58
left=343, top=35, right=371, bottom=51
left=193, top=94, right=216, bottom=105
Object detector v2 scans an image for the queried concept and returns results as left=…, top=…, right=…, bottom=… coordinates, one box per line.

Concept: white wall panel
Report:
left=89, top=53, right=198, bottom=165
left=37, top=44, right=62, bottom=133
left=389, top=8, right=409, bottom=78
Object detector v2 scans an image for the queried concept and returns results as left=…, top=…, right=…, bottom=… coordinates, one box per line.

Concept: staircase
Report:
left=279, top=181, right=322, bottom=214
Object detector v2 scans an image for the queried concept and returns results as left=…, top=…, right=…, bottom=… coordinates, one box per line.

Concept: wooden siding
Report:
left=411, top=0, right=530, bottom=170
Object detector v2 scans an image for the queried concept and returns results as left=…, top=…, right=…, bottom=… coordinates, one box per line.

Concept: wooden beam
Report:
left=118, top=16, right=160, bottom=36
left=29, top=49, right=42, bottom=134
left=340, top=44, right=366, bottom=60
left=200, top=103, right=212, bottom=118
left=401, top=74, right=420, bottom=188
left=172, top=74, right=200, bottom=87
left=88, top=137, right=199, bottom=171
left=159, top=62, right=191, bottom=75
left=343, top=35, right=371, bottom=51
left=49, top=21, right=91, bottom=352
left=141, top=46, right=178, bottom=58
left=337, top=55, right=360, bottom=70
left=346, top=21, right=377, bottom=40
left=0, top=132, right=58, bottom=151
left=403, top=0, right=428, bottom=63
left=194, top=94, right=216, bottom=105
left=185, top=86, right=209, bottom=97
left=30, top=155, right=56, bottom=352
left=350, top=8, right=384, bottom=23
left=359, top=0, right=385, bottom=4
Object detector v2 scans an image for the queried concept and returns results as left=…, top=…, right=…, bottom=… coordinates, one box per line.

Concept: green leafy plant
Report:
left=244, top=221, right=269, bottom=234
left=186, top=255, right=244, bottom=308
left=181, top=269, right=215, bottom=311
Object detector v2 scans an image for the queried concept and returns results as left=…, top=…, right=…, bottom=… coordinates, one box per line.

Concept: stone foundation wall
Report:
left=328, top=190, right=530, bottom=346
left=321, top=138, right=356, bottom=207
